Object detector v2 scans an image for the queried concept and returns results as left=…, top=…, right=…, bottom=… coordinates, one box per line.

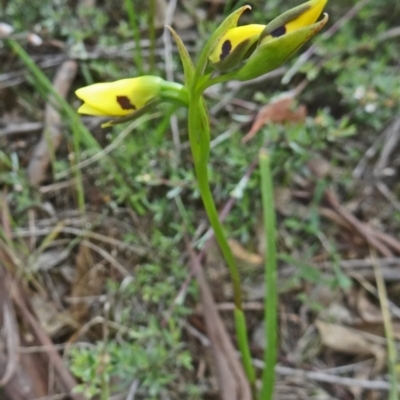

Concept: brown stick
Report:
left=185, top=238, right=252, bottom=400
left=9, top=276, right=85, bottom=400
left=324, top=189, right=393, bottom=257
left=28, top=60, right=78, bottom=185
left=0, top=268, right=19, bottom=387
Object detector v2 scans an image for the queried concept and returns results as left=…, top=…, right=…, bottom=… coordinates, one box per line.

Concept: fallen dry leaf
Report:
left=316, top=320, right=386, bottom=372
left=31, top=295, right=67, bottom=336
left=228, top=238, right=263, bottom=267
left=350, top=321, right=400, bottom=342
left=393, top=322, right=400, bottom=341
left=70, top=243, right=102, bottom=322
left=307, top=156, right=331, bottom=179
left=356, top=289, right=384, bottom=324
left=0, top=351, right=48, bottom=400
left=351, top=359, right=375, bottom=399
left=242, top=94, right=307, bottom=143
left=7, top=270, right=85, bottom=399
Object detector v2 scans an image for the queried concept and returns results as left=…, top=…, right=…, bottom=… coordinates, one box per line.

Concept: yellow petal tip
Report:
left=77, top=103, right=106, bottom=116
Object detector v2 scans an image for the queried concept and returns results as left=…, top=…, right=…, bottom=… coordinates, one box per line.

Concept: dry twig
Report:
left=10, top=276, right=85, bottom=400
left=28, top=60, right=78, bottom=185
left=185, top=238, right=252, bottom=400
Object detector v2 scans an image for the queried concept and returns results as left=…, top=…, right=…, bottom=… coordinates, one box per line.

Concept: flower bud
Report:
left=207, top=0, right=328, bottom=80
left=237, top=12, right=328, bottom=81
left=76, top=76, right=164, bottom=117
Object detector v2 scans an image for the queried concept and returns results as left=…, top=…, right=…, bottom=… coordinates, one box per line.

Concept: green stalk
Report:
left=160, top=81, right=189, bottom=106
left=187, top=91, right=256, bottom=394
left=194, top=163, right=242, bottom=307
left=259, top=149, right=278, bottom=400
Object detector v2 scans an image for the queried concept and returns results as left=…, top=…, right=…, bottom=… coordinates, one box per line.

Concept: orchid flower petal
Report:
left=75, top=76, right=164, bottom=117
left=208, top=24, right=265, bottom=70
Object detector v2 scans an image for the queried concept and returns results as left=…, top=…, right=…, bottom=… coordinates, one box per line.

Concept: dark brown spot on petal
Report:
left=220, top=40, right=232, bottom=61
left=116, top=95, right=136, bottom=110
left=270, top=25, right=286, bottom=38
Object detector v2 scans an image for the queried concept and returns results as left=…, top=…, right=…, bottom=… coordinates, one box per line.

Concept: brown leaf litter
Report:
left=242, top=94, right=307, bottom=143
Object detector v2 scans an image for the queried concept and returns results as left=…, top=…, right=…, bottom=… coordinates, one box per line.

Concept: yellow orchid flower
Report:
left=208, top=0, right=328, bottom=80
left=76, top=76, right=188, bottom=117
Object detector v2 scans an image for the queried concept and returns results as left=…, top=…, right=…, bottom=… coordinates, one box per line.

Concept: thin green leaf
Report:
left=259, top=149, right=278, bottom=400
left=166, top=26, right=195, bottom=86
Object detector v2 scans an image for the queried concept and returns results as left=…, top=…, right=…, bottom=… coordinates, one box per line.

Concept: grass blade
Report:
left=373, top=254, right=399, bottom=400
left=259, top=149, right=278, bottom=400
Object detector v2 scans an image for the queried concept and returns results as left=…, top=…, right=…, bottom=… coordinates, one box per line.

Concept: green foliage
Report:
left=3, top=0, right=107, bottom=41
left=69, top=229, right=195, bottom=398
left=70, top=326, right=193, bottom=399
left=259, top=150, right=278, bottom=400
left=0, top=151, right=37, bottom=214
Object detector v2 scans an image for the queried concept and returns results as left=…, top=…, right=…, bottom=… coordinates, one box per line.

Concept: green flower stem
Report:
left=194, top=162, right=242, bottom=307
left=161, top=81, right=189, bottom=106
left=194, top=159, right=257, bottom=394
left=188, top=90, right=256, bottom=394
left=197, top=71, right=239, bottom=94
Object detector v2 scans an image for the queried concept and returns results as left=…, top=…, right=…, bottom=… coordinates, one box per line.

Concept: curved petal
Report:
left=208, top=24, right=265, bottom=70
left=77, top=103, right=108, bottom=116
left=260, top=0, right=327, bottom=43
left=286, top=0, right=328, bottom=34
left=75, top=76, right=163, bottom=117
